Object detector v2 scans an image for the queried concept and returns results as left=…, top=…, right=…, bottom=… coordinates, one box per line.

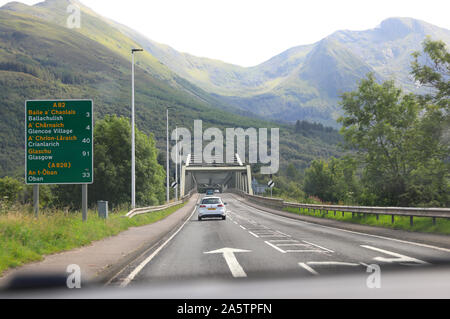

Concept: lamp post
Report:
left=175, top=126, right=178, bottom=201
left=131, top=48, right=143, bottom=209
left=166, top=106, right=170, bottom=204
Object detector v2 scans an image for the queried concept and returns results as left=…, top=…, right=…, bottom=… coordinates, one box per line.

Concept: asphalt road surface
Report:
left=117, top=194, right=450, bottom=288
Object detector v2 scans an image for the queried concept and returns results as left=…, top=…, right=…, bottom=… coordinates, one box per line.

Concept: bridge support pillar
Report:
left=246, top=165, right=253, bottom=195
left=180, top=165, right=186, bottom=197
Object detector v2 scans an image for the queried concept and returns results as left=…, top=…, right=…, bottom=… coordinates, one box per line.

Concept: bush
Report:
left=0, top=177, right=23, bottom=204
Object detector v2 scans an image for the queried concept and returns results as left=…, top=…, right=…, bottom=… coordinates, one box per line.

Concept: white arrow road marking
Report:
left=204, top=248, right=251, bottom=278
left=361, top=245, right=428, bottom=265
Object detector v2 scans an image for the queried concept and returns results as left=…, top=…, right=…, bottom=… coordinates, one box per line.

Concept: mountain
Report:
left=120, top=16, right=450, bottom=126
left=0, top=0, right=342, bottom=177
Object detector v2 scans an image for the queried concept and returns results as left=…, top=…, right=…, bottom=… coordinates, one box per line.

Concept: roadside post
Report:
left=25, top=100, right=94, bottom=221
left=268, top=180, right=275, bottom=197
left=33, top=185, right=39, bottom=218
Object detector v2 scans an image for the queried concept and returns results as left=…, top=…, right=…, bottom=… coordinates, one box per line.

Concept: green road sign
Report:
left=25, top=100, right=94, bottom=184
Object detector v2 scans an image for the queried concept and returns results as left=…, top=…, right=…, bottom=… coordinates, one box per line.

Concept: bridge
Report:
left=180, top=153, right=254, bottom=196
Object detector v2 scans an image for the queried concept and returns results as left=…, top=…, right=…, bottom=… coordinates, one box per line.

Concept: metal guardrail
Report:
left=125, top=191, right=195, bottom=219
left=232, top=189, right=450, bottom=226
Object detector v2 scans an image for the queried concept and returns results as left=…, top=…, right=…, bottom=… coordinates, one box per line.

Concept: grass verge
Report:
left=0, top=203, right=185, bottom=276
left=284, top=206, right=450, bottom=235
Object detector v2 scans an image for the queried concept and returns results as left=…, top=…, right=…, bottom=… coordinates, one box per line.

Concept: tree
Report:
left=303, top=157, right=359, bottom=204
left=304, top=159, right=334, bottom=202
left=55, top=115, right=165, bottom=209
left=411, top=37, right=449, bottom=110
left=91, top=115, right=165, bottom=207
left=411, top=37, right=449, bottom=160
left=338, top=73, right=449, bottom=207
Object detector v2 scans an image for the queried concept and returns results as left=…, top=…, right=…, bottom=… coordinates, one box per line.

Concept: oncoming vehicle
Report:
left=198, top=197, right=227, bottom=221
left=205, top=189, right=215, bottom=196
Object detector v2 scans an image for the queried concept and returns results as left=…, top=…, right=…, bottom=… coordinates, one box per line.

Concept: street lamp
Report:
left=166, top=106, right=170, bottom=204
left=131, top=48, right=143, bottom=209
left=175, top=126, right=178, bottom=201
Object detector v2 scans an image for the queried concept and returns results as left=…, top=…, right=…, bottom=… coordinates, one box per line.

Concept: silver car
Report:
left=198, top=197, right=227, bottom=221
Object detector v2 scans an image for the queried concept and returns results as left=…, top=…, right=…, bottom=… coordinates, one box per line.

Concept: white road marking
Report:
left=286, top=250, right=325, bottom=253
left=299, top=263, right=319, bottom=275
left=361, top=245, right=428, bottom=265
left=246, top=228, right=270, bottom=231
left=265, top=241, right=287, bottom=253
left=240, top=225, right=246, bottom=230
left=120, top=206, right=197, bottom=288
left=268, top=239, right=299, bottom=243
left=276, top=243, right=310, bottom=247
left=233, top=198, right=450, bottom=253
left=204, top=248, right=251, bottom=278
left=249, top=231, right=260, bottom=238
left=264, top=240, right=325, bottom=254
left=277, top=231, right=291, bottom=237
left=307, top=261, right=360, bottom=267
left=259, top=234, right=290, bottom=238
left=302, top=241, right=334, bottom=253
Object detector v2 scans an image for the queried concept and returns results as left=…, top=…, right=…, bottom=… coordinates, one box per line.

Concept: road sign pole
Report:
left=33, top=185, right=39, bottom=218
left=82, top=184, right=88, bottom=222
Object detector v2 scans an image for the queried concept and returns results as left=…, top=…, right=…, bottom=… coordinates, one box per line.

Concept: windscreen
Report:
left=202, top=198, right=221, bottom=205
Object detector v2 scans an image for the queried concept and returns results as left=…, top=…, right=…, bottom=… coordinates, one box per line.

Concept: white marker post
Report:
left=268, top=180, right=275, bottom=198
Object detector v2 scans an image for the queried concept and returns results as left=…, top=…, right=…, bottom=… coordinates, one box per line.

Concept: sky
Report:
left=1, top=0, right=449, bottom=67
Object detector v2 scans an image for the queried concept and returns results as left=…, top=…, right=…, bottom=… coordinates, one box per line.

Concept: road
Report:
left=117, top=194, right=450, bottom=287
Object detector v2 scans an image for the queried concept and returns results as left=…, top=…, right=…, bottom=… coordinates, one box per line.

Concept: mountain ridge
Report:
left=113, top=14, right=450, bottom=125
left=0, top=2, right=343, bottom=177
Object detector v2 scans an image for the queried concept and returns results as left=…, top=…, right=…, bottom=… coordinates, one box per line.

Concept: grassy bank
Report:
left=284, top=206, right=450, bottom=235
left=0, top=203, right=185, bottom=276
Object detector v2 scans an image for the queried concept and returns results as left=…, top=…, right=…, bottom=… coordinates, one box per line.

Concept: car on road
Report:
left=205, top=189, right=215, bottom=196
left=198, top=197, right=227, bottom=221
